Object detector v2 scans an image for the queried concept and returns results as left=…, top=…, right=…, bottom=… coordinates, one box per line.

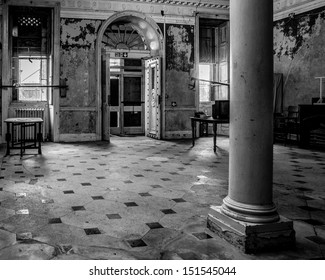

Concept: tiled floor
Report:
left=0, top=135, right=324, bottom=260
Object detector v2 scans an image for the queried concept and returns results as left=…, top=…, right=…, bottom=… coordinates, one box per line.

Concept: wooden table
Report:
left=190, top=117, right=229, bottom=152
left=5, top=118, right=43, bottom=157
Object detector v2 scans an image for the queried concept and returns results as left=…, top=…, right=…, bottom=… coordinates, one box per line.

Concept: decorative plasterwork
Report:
left=1, top=0, right=324, bottom=22
left=59, top=0, right=229, bottom=21
left=129, top=0, right=229, bottom=9
left=274, top=0, right=325, bottom=21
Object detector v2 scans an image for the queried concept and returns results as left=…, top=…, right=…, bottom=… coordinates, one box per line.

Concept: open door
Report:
left=145, top=57, right=161, bottom=139
left=101, top=50, right=110, bottom=141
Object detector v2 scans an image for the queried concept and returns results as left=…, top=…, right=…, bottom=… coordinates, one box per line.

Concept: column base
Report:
left=207, top=206, right=295, bottom=254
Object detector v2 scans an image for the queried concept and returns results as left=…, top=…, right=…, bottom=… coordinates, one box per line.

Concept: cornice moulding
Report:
left=273, top=0, right=325, bottom=21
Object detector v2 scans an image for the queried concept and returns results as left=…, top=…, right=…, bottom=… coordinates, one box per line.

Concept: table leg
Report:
left=34, top=123, right=37, bottom=148
left=5, top=123, right=11, bottom=156
left=213, top=122, right=217, bottom=152
left=20, top=124, right=24, bottom=157
left=191, top=119, right=195, bottom=147
left=37, top=122, right=42, bottom=154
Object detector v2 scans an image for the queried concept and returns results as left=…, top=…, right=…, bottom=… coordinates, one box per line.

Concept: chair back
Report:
left=287, top=106, right=299, bottom=119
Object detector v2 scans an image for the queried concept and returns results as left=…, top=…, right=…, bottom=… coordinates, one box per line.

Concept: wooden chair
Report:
left=286, top=106, right=300, bottom=143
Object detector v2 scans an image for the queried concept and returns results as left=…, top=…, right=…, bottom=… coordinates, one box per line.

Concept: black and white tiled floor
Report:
left=0, top=136, right=324, bottom=260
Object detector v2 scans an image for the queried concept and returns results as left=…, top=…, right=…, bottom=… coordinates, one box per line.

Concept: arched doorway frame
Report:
left=95, top=11, right=165, bottom=140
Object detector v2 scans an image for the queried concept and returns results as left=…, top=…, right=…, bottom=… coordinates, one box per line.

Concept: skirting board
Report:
left=164, top=130, right=192, bottom=139
left=59, top=133, right=100, bottom=142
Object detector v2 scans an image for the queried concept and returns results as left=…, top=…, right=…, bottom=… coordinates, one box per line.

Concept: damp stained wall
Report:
left=165, top=24, right=195, bottom=134
left=274, top=7, right=325, bottom=109
left=60, top=18, right=102, bottom=134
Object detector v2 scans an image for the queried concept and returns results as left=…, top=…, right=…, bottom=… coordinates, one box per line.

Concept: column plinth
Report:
left=208, top=207, right=295, bottom=254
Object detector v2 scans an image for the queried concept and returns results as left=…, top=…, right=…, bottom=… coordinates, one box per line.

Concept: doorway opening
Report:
left=108, top=55, right=146, bottom=135
left=97, top=12, right=164, bottom=140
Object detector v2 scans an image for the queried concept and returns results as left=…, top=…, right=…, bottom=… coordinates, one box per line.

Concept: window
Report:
left=199, top=24, right=217, bottom=103
left=103, top=23, right=148, bottom=50
left=199, top=64, right=212, bottom=102
left=17, top=57, right=48, bottom=101
left=198, top=19, right=229, bottom=102
left=10, top=6, right=52, bottom=102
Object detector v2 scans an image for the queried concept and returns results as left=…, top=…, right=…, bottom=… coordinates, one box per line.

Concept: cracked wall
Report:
left=274, top=7, right=325, bottom=108
left=60, top=18, right=103, bottom=134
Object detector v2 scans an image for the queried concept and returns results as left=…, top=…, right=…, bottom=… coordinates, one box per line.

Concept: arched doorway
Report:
left=96, top=11, right=164, bottom=140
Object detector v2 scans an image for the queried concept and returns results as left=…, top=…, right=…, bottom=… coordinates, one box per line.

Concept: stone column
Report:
left=207, top=0, right=295, bottom=253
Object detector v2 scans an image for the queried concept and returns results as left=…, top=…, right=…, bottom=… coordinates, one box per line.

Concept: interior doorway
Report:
left=96, top=11, right=164, bottom=141
left=103, top=50, right=149, bottom=136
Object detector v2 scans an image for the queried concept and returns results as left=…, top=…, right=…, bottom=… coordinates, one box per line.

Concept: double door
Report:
left=101, top=51, right=161, bottom=139
left=109, top=74, right=144, bottom=135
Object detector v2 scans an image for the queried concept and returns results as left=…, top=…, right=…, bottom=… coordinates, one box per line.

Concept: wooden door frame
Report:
left=95, top=11, right=164, bottom=140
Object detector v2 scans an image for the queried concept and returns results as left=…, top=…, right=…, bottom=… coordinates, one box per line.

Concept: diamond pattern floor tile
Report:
left=106, top=214, right=122, bottom=219
left=63, top=190, right=74, bottom=194
left=92, top=196, right=104, bottom=200
left=84, top=228, right=101, bottom=235
left=49, top=218, right=62, bottom=224
left=146, top=222, right=164, bottom=229
left=139, top=192, right=152, bottom=197
left=296, top=187, right=313, bottom=192
left=161, top=178, right=171, bottom=181
left=72, top=206, right=86, bottom=211
left=172, top=198, right=186, bottom=203
left=124, top=202, right=138, bottom=207
left=151, top=185, right=162, bottom=188
left=127, top=239, right=147, bottom=248
left=124, top=180, right=133, bottom=184
left=192, top=232, right=213, bottom=240
left=161, top=209, right=176, bottom=214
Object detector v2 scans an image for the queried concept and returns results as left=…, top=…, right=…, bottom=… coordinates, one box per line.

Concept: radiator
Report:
left=13, top=108, right=46, bottom=142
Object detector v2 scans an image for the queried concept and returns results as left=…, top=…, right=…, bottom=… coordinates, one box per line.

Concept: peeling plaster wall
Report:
left=60, top=111, right=96, bottom=134
left=274, top=7, right=325, bottom=109
left=0, top=17, right=2, bottom=135
left=60, top=18, right=102, bottom=134
left=165, top=24, right=195, bottom=134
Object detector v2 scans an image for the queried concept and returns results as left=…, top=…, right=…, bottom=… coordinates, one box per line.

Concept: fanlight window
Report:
left=102, top=23, right=148, bottom=50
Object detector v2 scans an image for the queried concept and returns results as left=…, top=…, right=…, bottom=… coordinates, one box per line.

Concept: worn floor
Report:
left=0, top=135, right=324, bottom=260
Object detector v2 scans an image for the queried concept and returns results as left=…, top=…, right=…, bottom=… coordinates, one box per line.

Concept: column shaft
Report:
left=222, top=0, right=279, bottom=223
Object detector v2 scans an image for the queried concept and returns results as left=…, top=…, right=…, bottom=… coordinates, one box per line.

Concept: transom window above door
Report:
left=102, top=23, right=148, bottom=50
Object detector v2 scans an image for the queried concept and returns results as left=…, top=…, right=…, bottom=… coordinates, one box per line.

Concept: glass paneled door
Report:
left=109, top=74, right=144, bottom=135
left=123, top=75, right=144, bottom=134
